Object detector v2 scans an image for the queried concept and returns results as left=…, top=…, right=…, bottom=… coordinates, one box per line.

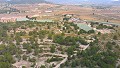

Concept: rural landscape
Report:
left=0, top=0, right=120, bottom=68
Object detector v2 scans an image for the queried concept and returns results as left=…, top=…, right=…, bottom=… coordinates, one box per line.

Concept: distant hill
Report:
left=46, top=0, right=111, bottom=4
left=7, top=0, right=50, bottom=4
left=46, top=0, right=120, bottom=5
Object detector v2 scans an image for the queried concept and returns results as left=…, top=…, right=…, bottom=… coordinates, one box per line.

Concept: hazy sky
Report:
left=46, top=0, right=119, bottom=1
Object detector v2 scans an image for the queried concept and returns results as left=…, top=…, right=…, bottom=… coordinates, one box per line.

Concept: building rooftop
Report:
left=76, top=23, right=92, bottom=32
left=16, top=17, right=54, bottom=22
left=17, top=18, right=29, bottom=21
left=32, top=19, right=54, bottom=22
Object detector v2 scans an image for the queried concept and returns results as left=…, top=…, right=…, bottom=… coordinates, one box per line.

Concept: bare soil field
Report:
left=54, top=5, right=120, bottom=23
left=0, top=3, right=120, bottom=24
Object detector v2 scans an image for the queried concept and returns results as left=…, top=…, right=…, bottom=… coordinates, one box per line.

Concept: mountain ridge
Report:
left=0, top=0, right=120, bottom=5
left=46, top=0, right=120, bottom=5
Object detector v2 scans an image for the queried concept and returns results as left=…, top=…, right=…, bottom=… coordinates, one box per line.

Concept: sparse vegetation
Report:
left=0, top=2, right=120, bottom=68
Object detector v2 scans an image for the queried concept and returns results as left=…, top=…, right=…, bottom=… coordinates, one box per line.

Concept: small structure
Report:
left=45, top=10, right=52, bottom=13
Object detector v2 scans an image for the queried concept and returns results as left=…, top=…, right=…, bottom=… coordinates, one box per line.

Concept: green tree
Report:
left=71, top=60, right=76, bottom=67
left=50, top=45, right=56, bottom=53
left=23, top=55, right=27, bottom=60
left=4, top=52, right=15, bottom=63
left=26, top=46, right=32, bottom=54
left=113, top=35, right=117, bottom=40
left=53, top=35, right=64, bottom=44
left=0, top=62, right=11, bottom=68
left=67, top=46, right=75, bottom=55
left=34, top=48, right=39, bottom=55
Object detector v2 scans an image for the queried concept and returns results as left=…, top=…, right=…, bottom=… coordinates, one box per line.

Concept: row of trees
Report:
left=96, top=24, right=113, bottom=29
left=53, top=34, right=88, bottom=46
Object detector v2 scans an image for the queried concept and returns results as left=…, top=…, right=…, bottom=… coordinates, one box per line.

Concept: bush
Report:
left=22, top=66, right=26, bottom=68
left=23, top=55, right=27, bottom=60
left=28, top=57, right=36, bottom=62
left=40, top=65, right=46, bottom=68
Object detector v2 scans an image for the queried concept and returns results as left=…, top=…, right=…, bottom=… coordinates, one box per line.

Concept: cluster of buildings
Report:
left=64, top=14, right=93, bottom=32
left=64, top=14, right=120, bottom=34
